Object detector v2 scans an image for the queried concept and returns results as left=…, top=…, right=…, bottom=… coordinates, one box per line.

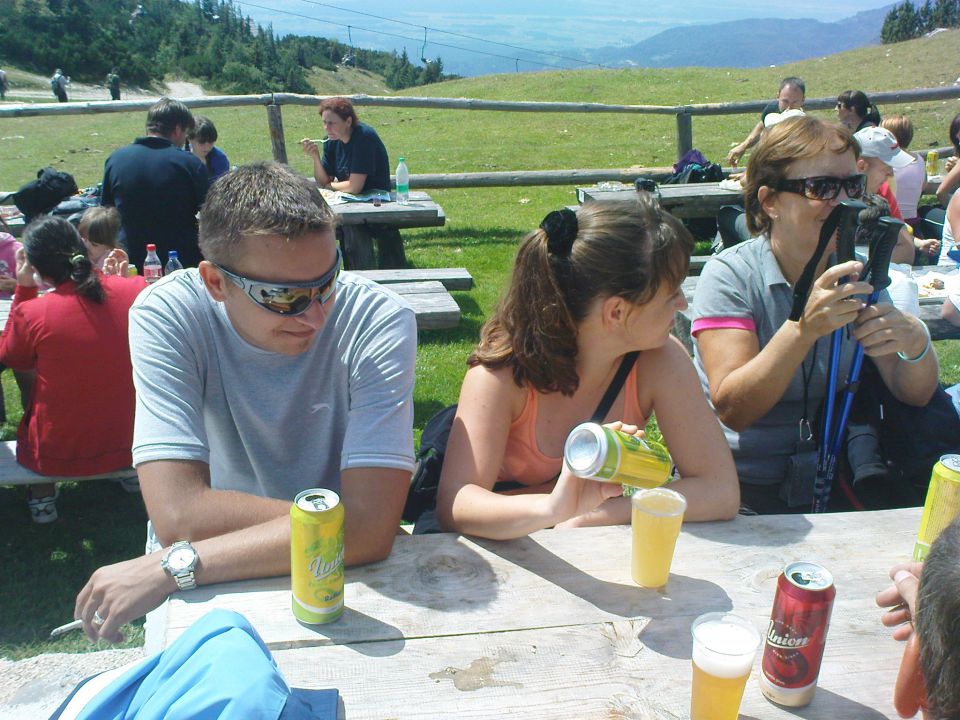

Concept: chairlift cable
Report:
left=290, top=0, right=608, bottom=69
left=235, top=0, right=583, bottom=70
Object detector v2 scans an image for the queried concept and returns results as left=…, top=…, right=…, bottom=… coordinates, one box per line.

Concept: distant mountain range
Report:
left=589, top=5, right=894, bottom=68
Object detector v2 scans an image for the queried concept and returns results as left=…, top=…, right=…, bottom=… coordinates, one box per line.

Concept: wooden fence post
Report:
left=267, top=102, right=287, bottom=164
left=676, top=107, right=693, bottom=160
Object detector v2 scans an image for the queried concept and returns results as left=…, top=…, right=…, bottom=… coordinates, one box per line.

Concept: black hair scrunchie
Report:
left=540, top=208, right=578, bottom=258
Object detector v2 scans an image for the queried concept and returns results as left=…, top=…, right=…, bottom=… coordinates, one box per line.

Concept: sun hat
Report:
left=854, top=126, right=915, bottom=169
left=763, top=108, right=805, bottom=128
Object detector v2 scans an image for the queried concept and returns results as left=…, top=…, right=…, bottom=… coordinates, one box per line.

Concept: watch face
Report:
left=167, top=547, right=195, bottom=572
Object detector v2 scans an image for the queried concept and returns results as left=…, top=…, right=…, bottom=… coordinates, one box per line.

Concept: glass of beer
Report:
left=690, top=612, right=762, bottom=720
left=630, top=487, right=686, bottom=588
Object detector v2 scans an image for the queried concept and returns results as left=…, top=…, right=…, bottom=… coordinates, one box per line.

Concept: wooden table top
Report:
left=578, top=182, right=743, bottom=219
left=329, top=191, right=446, bottom=228
left=146, top=508, right=921, bottom=719
left=0, top=190, right=447, bottom=237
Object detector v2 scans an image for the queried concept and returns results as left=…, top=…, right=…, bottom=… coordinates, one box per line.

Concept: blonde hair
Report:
left=881, top=115, right=914, bottom=150
left=77, top=206, right=120, bottom=249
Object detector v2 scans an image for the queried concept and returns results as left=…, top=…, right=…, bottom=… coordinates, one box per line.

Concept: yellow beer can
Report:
left=913, top=455, right=960, bottom=561
left=564, top=422, right=673, bottom=488
left=291, top=488, right=345, bottom=624
left=926, top=150, right=939, bottom=176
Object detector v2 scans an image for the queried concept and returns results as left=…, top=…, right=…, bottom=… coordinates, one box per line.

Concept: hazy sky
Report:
left=233, top=0, right=895, bottom=74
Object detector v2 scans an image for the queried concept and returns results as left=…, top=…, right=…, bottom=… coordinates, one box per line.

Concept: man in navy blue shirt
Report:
left=102, top=98, right=209, bottom=271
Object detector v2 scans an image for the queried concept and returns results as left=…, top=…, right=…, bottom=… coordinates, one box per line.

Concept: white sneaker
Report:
left=27, top=491, right=58, bottom=524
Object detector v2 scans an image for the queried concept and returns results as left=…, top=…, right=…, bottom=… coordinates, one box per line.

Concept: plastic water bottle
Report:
left=165, top=250, right=183, bottom=275
left=143, top=244, right=163, bottom=284
left=395, top=157, right=409, bottom=205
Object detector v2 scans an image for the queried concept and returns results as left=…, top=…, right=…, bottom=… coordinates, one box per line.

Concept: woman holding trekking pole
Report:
left=691, top=115, right=938, bottom=515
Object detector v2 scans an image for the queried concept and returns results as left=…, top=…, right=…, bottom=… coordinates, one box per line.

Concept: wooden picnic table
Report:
left=329, top=191, right=446, bottom=271
left=145, top=507, right=920, bottom=719
left=1, top=190, right=448, bottom=269
left=577, top=182, right=743, bottom=219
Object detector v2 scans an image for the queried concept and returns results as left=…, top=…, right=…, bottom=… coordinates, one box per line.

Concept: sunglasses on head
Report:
left=214, top=248, right=341, bottom=316
left=774, top=174, right=867, bottom=201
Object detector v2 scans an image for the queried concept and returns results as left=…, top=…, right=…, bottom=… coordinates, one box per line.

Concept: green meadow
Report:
left=1, top=29, right=959, bottom=659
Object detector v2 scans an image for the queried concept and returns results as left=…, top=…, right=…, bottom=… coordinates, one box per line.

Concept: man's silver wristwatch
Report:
left=161, top=541, right=199, bottom=591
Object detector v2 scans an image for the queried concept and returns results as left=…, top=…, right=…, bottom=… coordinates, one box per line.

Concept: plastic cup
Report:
left=630, top=487, right=686, bottom=588
left=690, top=612, right=762, bottom=720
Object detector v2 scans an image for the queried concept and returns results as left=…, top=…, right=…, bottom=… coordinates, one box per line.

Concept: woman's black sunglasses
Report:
left=774, top=174, right=867, bottom=201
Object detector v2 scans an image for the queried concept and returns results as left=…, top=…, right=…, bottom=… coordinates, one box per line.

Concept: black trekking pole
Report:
left=812, top=216, right=903, bottom=512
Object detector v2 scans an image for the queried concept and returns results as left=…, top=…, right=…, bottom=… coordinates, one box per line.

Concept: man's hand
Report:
left=725, top=146, right=745, bottom=167
left=876, top=562, right=922, bottom=642
left=74, top=551, right=177, bottom=643
left=0, top=275, right=16, bottom=293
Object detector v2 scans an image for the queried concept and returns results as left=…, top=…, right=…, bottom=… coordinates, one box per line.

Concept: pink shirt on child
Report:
left=0, top=233, right=23, bottom=300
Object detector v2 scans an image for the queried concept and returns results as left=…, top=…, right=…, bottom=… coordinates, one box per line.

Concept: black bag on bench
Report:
left=12, top=167, right=79, bottom=222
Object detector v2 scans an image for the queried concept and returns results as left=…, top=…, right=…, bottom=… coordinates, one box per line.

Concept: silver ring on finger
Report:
left=92, top=610, right=106, bottom=626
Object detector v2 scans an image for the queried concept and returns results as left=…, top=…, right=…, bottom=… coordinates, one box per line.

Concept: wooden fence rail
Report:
left=3, top=85, right=959, bottom=177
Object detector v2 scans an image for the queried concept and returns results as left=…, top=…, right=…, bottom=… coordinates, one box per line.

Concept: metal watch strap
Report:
left=172, top=567, right=197, bottom=591
left=165, top=541, right=197, bottom=591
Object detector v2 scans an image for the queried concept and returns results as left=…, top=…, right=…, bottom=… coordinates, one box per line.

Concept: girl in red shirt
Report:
left=0, top=216, right=146, bottom=523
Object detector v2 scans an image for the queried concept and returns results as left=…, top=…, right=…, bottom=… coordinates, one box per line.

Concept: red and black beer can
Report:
left=760, top=561, right=836, bottom=707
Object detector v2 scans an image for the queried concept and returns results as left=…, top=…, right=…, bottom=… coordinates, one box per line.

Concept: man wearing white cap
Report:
left=855, top=126, right=939, bottom=264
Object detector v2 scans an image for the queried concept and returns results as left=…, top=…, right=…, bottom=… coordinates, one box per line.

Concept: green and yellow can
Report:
left=291, top=488, right=345, bottom=624
left=914, top=455, right=960, bottom=561
left=564, top=422, right=673, bottom=489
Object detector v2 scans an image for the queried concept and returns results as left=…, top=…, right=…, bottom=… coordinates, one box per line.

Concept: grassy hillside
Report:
left=3, top=29, right=959, bottom=191
left=1, top=30, right=959, bottom=661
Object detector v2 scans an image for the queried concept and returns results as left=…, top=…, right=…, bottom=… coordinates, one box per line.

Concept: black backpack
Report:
left=12, top=167, right=79, bottom=222
left=402, top=404, right=459, bottom=524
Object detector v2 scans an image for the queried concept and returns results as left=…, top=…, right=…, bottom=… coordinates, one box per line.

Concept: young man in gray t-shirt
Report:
left=75, top=162, right=417, bottom=641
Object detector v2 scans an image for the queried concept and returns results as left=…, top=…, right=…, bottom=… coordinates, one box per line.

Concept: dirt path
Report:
left=4, top=78, right=205, bottom=102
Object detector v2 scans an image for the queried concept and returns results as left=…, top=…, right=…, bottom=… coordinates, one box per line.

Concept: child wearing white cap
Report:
left=855, top=126, right=940, bottom=263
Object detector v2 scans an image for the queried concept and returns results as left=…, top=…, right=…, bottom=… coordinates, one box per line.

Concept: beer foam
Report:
left=632, top=488, right=686, bottom=516
left=692, top=620, right=760, bottom=678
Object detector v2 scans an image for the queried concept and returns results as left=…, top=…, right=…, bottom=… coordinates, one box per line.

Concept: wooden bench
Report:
left=352, top=267, right=474, bottom=291
left=353, top=267, right=473, bottom=330
left=0, top=440, right=134, bottom=486
left=384, top=281, right=461, bottom=330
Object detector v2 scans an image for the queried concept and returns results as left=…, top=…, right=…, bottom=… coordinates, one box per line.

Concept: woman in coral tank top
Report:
left=436, top=196, right=738, bottom=540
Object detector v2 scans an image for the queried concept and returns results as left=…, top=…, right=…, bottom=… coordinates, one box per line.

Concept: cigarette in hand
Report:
left=49, top=619, right=83, bottom=638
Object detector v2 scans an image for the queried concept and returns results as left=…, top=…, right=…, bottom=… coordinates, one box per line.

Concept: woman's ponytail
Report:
left=69, top=252, right=104, bottom=302
left=22, top=216, right=104, bottom=303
